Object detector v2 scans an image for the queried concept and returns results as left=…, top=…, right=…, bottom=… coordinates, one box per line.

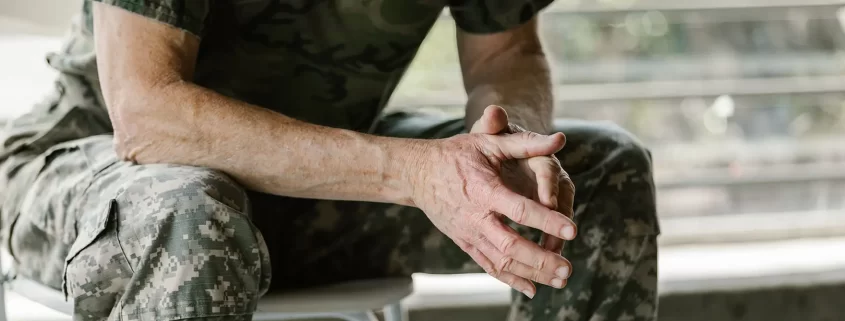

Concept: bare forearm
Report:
left=112, top=81, right=421, bottom=205
left=465, top=53, right=553, bottom=134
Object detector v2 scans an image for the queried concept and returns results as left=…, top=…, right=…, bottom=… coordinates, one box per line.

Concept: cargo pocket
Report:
left=62, top=199, right=123, bottom=300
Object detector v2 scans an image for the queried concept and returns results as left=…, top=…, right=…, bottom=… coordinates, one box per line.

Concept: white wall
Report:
left=0, top=0, right=82, bottom=35
left=0, top=0, right=78, bottom=117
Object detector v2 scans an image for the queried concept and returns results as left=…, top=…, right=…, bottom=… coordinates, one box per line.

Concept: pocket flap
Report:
left=61, top=199, right=115, bottom=300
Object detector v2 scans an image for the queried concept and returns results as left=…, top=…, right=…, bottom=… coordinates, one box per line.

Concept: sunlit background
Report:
left=1, top=0, right=844, bottom=320
left=389, top=0, right=845, bottom=247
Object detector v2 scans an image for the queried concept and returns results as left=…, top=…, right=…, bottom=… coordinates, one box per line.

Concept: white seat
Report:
left=0, top=275, right=412, bottom=321
left=0, top=249, right=412, bottom=321
left=255, top=278, right=413, bottom=321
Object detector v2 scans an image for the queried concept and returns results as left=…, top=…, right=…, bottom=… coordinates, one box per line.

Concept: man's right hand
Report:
left=410, top=132, right=576, bottom=298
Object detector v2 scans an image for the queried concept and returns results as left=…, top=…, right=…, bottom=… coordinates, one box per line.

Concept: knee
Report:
left=598, top=123, right=653, bottom=174
left=111, top=164, right=262, bottom=263
left=554, top=120, right=653, bottom=178
left=117, top=164, right=250, bottom=215
left=67, top=165, right=270, bottom=319
left=553, top=121, right=659, bottom=234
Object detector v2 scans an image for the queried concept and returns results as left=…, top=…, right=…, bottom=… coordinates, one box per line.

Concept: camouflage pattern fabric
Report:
left=1, top=112, right=660, bottom=321
left=80, top=0, right=552, bottom=133
left=0, top=0, right=659, bottom=320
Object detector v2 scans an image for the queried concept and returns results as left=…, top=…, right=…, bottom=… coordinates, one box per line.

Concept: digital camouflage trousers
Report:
left=0, top=75, right=659, bottom=321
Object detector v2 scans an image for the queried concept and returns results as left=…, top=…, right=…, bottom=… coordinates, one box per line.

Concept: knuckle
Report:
left=558, top=169, right=570, bottom=181
left=542, top=211, right=556, bottom=233
left=532, top=270, right=545, bottom=283
left=549, top=163, right=562, bottom=176
left=565, top=179, right=576, bottom=193
left=472, top=252, right=498, bottom=275
left=486, top=183, right=504, bottom=200
left=534, top=255, right=549, bottom=272
left=498, top=274, right=518, bottom=288
left=510, top=200, right=527, bottom=223
left=552, top=164, right=565, bottom=175
left=496, top=256, right=514, bottom=273
left=481, top=260, right=496, bottom=274
left=500, top=235, right=519, bottom=254
left=472, top=135, right=497, bottom=157
left=468, top=212, right=489, bottom=229
left=482, top=263, right=498, bottom=276
left=456, top=240, right=473, bottom=252
left=558, top=174, right=576, bottom=192
left=483, top=262, right=501, bottom=278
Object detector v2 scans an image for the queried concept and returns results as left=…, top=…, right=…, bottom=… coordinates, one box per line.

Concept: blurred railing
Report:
left=393, top=0, right=845, bottom=240
left=544, top=0, right=843, bottom=12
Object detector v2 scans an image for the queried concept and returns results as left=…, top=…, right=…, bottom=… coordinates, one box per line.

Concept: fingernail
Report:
left=551, top=278, right=563, bottom=288
left=522, top=289, right=535, bottom=299
left=556, top=266, right=570, bottom=278
left=560, top=225, right=576, bottom=240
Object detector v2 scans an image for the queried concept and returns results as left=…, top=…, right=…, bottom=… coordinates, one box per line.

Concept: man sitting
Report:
left=0, top=1, right=659, bottom=320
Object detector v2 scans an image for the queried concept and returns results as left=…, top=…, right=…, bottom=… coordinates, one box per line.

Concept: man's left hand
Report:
left=470, top=105, right=576, bottom=256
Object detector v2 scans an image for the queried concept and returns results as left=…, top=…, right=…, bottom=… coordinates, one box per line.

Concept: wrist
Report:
left=379, top=137, right=433, bottom=207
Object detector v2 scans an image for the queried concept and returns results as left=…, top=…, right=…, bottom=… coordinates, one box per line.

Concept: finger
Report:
left=483, top=219, right=573, bottom=280
left=491, top=184, right=577, bottom=240
left=476, top=236, right=568, bottom=289
left=528, top=156, right=567, bottom=254
left=558, top=171, right=576, bottom=219
left=488, top=131, right=566, bottom=160
left=527, top=157, right=561, bottom=210
left=458, top=239, right=537, bottom=298
left=550, top=173, right=575, bottom=254
left=541, top=233, right=565, bottom=254
left=471, top=105, right=510, bottom=134
left=507, top=123, right=526, bottom=134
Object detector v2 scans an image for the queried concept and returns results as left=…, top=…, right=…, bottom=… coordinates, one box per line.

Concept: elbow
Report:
left=105, top=80, right=182, bottom=163
left=111, top=128, right=146, bottom=163
left=108, top=95, right=154, bottom=163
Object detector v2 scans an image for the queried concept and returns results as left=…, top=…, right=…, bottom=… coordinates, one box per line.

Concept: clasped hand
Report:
left=411, top=106, right=576, bottom=298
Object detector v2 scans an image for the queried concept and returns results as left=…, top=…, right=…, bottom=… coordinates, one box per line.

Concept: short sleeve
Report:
left=90, top=0, right=212, bottom=37
left=449, top=0, right=554, bottom=34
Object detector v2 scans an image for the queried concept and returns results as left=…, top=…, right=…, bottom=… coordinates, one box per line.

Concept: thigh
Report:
left=1, top=69, right=112, bottom=286
left=257, top=196, right=476, bottom=291
left=3, top=132, right=272, bottom=320
left=252, top=193, right=440, bottom=290
left=3, top=134, right=117, bottom=289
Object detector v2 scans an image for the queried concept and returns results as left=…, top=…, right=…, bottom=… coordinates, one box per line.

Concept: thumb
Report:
left=488, top=131, right=566, bottom=160
left=471, top=105, right=509, bottom=134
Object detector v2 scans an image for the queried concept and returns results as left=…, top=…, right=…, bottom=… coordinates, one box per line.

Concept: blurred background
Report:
left=1, top=0, right=844, bottom=320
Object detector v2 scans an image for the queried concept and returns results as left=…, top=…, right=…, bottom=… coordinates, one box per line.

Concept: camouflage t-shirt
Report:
left=84, top=0, right=553, bottom=132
